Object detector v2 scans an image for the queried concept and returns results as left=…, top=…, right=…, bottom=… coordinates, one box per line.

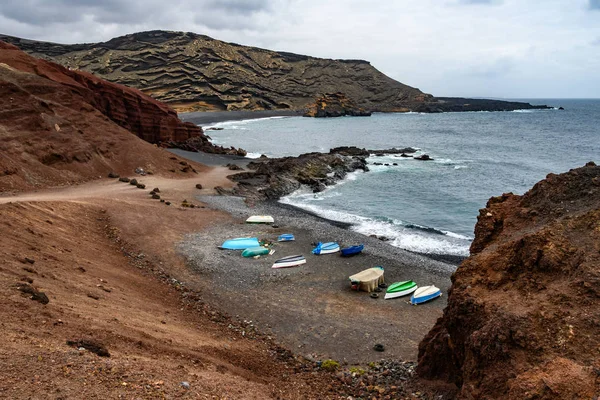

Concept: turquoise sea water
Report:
left=202, top=99, right=600, bottom=256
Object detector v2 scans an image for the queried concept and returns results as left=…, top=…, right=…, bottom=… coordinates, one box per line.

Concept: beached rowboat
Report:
left=349, top=266, right=384, bottom=292
left=219, top=237, right=260, bottom=250
left=410, top=285, right=442, bottom=305
left=277, top=233, right=295, bottom=242
left=272, top=255, right=306, bottom=269
left=384, top=280, right=418, bottom=299
left=340, top=244, right=364, bottom=256
left=312, top=242, right=340, bottom=255
left=242, top=246, right=270, bottom=257
left=246, top=215, right=274, bottom=224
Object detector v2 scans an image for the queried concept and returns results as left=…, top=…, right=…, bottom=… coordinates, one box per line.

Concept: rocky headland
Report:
left=1, top=30, right=553, bottom=114
left=417, top=162, right=600, bottom=399
left=217, top=148, right=370, bottom=201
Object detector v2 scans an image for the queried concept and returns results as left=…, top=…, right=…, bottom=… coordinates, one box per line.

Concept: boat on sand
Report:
left=384, top=280, right=418, bottom=299
left=219, top=237, right=260, bottom=250
left=242, top=246, right=271, bottom=257
left=272, top=255, right=306, bottom=269
left=277, top=233, right=295, bottom=242
left=410, top=285, right=442, bottom=305
left=349, top=266, right=384, bottom=292
left=341, top=244, right=364, bottom=256
left=312, top=242, right=340, bottom=255
left=246, top=215, right=274, bottom=224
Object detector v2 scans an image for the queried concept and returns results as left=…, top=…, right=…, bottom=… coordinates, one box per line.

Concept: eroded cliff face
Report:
left=0, top=40, right=202, bottom=144
left=0, top=31, right=433, bottom=113
left=0, top=41, right=215, bottom=191
left=417, top=163, right=600, bottom=399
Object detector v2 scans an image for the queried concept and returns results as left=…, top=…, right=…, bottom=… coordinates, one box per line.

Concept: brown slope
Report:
left=417, top=162, right=600, bottom=399
left=1, top=30, right=431, bottom=112
left=0, top=41, right=209, bottom=192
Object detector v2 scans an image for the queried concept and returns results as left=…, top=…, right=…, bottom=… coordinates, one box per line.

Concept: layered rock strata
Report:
left=417, top=162, right=600, bottom=399
left=1, top=31, right=552, bottom=113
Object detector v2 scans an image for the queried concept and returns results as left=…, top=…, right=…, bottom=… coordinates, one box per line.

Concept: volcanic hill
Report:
left=1, top=30, right=551, bottom=113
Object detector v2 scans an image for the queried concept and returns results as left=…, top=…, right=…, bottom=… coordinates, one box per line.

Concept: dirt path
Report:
left=0, top=170, right=345, bottom=399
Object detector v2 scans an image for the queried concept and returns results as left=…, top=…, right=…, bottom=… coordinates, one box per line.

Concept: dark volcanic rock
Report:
left=417, top=162, right=600, bottom=399
left=330, top=146, right=369, bottom=157
left=227, top=152, right=368, bottom=201
left=303, top=93, right=372, bottom=118
left=414, top=154, right=433, bottom=161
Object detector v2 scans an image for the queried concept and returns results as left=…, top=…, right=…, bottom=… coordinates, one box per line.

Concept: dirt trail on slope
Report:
left=0, top=170, right=343, bottom=399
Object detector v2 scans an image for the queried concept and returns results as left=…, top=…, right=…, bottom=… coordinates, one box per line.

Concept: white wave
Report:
left=442, top=230, right=473, bottom=240
left=280, top=193, right=471, bottom=257
left=511, top=109, right=535, bottom=113
left=454, top=165, right=468, bottom=170
left=203, top=116, right=290, bottom=130
left=245, top=152, right=264, bottom=159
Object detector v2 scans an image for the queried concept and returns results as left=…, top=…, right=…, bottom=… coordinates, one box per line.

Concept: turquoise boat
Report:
left=242, top=246, right=270, bottom=257
left=384, top=280, right=418, bottom=299
left=278, top=234, right=295, bottom=242
left=219, top=237, right=260, bottom=250
left=312, top=242, right=340, bottom=255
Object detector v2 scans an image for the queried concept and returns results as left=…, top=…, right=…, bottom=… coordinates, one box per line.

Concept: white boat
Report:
left=246, top=215, right=275, bottom=224
left=410, top=285, right=442, bottom=305
left=272, top=255, right=306, bottom=269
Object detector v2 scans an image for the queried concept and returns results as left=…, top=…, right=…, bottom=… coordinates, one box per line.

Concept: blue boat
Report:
left=277, top=233, right=295, bottom=242
left=312, top=242, right=340, bottom=255
left=219, top=237, right=260, bottom=250
left=340, top=244, right=364, bottom=256
left=410, top=285, right=442, bottom=305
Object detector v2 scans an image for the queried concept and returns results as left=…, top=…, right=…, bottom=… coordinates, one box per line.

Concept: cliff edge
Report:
left=417, top=162, right=600, bottom=399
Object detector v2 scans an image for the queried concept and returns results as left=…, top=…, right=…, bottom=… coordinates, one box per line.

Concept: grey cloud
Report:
left=455, top=0, right=501, bottom=5
left=590, top=0, right=600, bottom=9
left=205, top=0, right=272, bottom=13
left=0, top=0, right=277, bottom=28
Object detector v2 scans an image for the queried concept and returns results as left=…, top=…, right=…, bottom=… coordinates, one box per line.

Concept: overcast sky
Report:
left=1, top=0, right=599, bottom=98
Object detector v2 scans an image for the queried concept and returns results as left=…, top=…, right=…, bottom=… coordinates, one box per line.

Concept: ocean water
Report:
left=202, top=99, right=600, bottom=257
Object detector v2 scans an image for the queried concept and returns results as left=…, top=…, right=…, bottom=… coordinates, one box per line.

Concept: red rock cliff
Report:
left=417, top=162, right=600, bottom=399
left=0, top=41, right=202, bottom=144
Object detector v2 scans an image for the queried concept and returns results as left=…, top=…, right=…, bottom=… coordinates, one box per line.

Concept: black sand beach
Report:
left=178, top=195, right=456, bottom=364
left=172, top=110, right=458, bottom=364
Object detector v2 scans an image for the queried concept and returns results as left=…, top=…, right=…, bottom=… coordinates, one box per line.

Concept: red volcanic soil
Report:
left=0, top=41, right=210, bottom=192
left=418, top=162, right=600, bottom=399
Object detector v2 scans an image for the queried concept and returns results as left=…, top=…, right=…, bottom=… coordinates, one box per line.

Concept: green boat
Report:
left=242, top=246, right=270, bottom=258
left=384, top=280, right=418, bottom=299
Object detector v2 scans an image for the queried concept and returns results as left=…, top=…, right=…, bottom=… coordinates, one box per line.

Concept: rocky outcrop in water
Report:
left=417, top=162, right=600, bottom=399
left=222, top=150, right=368, bottom=201
left=1, top=31, right=553, bottom=113
left=303, top=93, right=371, bottom=117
